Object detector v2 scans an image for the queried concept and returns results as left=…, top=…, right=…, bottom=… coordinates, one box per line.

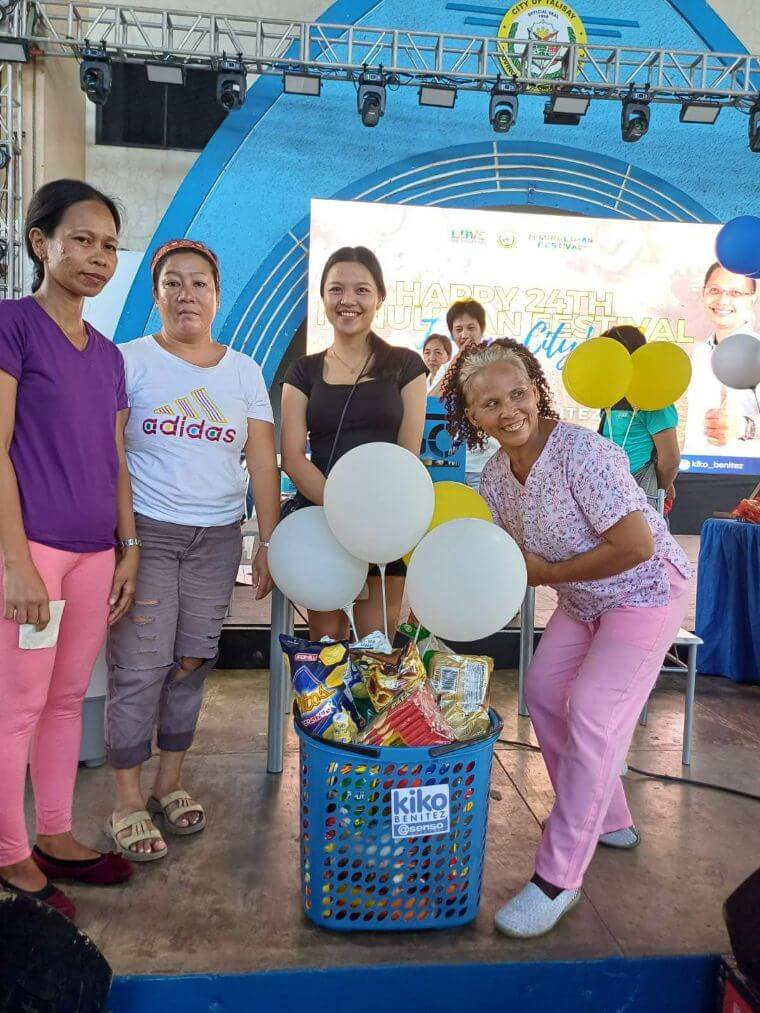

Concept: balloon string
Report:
left=379, top=564, right=388, bottom=641
left=344, top=604, right=358, bottom=643
left=602, top=407, right=613, bottom=442
left=620, top=408, right=637, bottom=451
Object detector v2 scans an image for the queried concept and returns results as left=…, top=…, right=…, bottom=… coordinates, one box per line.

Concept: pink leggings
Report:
left=526, top=566, right=689, bottom=890
left=0, top=542, right=114, bottom=866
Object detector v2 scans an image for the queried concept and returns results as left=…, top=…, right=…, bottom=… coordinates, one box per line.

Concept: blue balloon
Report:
left=715, top=215, right=760, bottom=277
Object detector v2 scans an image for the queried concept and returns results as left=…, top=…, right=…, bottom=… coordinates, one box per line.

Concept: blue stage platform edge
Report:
left=110, top=954, right=721, bottom=1013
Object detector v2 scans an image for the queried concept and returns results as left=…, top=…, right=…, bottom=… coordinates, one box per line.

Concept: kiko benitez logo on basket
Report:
left=392, top=784, right=450, bottom=839
left=143, top=387, right=236, bottom=443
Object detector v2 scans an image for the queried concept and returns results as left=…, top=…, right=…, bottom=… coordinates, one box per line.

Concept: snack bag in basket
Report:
left=280, top=635, right=359, bottom=742
left=346, top=630, right=393, bottom=726
left=358, top=682, right=456, bottom=747
left=429, top=652, right=494, bottom=741
left=351, top=640, right=426, bottom=713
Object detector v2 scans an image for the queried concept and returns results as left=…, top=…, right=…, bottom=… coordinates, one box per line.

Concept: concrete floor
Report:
left=44, top=666, right=760, bottom=976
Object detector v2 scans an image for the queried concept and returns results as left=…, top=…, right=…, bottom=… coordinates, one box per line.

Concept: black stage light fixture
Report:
left=679, top=98, right=721, bottom=124
left=544, top=90, right=589, bottom=126
left=489, top=80, right=519, bottom=134
left=749, top=99, right=760, bottom=153
left=283, top=71, right=321, bottom=97
left=357, top=70, right=386, bottom=127
left=79, top=48, right=112, bottom=106
left=419, top=84, right=457, bottom=109
left=146, top=60, right=185, bottom=86
left=621, top=96, right=650, bottom=142
left=216, top=57, right=247, bottom=111
left=0, top=36, right=28, bottom=61
left=0, top=144, right=10, bottom=170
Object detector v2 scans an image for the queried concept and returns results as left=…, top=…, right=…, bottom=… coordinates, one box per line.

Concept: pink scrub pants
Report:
left=526, top=564, right=689, bottom=890
left=0, top=542, right=114, bottom=866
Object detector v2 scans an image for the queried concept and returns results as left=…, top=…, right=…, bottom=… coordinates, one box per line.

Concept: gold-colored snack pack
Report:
left=428, top=652, right=494, bottom=741
left=351, top=641, right=426, bottom=713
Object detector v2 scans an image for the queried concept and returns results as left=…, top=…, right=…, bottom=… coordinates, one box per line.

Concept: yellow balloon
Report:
left=563, top=337, right=633, bottom=409
left=403, top=481, right=493, bottom=565
left=626, top=343, right=692, bottom=411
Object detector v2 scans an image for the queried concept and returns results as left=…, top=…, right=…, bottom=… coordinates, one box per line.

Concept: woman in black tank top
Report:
left=281, top=246, right=427, bottom=641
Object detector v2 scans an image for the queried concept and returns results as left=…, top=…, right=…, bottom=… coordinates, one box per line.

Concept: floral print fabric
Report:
left=479, top=422, right=692, bottom=622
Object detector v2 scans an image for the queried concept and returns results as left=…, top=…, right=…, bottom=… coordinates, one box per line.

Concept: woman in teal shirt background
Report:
left=599, top=326, right=681, bottom=512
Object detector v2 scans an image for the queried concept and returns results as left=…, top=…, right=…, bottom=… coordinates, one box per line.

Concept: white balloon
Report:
left=406, top=518, right=527, bottom=642
left=324, top=443, right=435, bottom=564
left=711, top=332, right=760, bottom=390
left=268, top=507, right=368, bottom=611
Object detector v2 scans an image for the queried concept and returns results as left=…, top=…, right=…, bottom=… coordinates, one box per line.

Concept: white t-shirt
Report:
left=683, top=325, right=760, bottom=457
left=122, top=336, right=274, bottom=526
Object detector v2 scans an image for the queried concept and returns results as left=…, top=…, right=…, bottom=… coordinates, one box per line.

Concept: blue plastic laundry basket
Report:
left=295, top=708, right=503, bottom=931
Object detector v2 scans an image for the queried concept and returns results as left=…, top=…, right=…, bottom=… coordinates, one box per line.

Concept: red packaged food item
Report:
left=358, top=683, right=456, bottom=747
left=352, top=641, right=426, bottom=713
left=733, top=498, right=760, bottom=523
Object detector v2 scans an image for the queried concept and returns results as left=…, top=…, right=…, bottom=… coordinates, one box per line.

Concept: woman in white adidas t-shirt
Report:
left=105, top=239, right=280, bottom=862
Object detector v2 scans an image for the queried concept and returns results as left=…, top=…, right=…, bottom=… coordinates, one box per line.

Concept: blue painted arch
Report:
left=220, top=139, right=717, bottom=384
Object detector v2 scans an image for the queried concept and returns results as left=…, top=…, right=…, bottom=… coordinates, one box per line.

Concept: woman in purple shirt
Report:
left=442, top=339, right=691, bottom=939
left=0, top=180, right=138, bottom=920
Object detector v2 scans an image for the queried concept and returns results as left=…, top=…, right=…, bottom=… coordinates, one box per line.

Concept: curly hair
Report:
left=441, top=338, right=559, bottom=451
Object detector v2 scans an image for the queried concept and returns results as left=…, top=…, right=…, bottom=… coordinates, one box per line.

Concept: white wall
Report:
left=708, top=0, right=760, bottom=52
left=84, top=0, right=326, bottom=252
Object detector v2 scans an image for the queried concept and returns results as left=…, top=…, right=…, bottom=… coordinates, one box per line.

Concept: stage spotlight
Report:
left=489, top=80, right=519, bottom=134
left=544, top=90, right=589, bottom=125
left=146, top=61, right=185, bottom=86
left=79, top=49, right=112, bottom=106
left=357, top=71, right=386, bottom=127
left=419, top=84, right=457, bottom=109
left=216, top=58, right=247, bottom=111
left=679, top=99, right=721, bottom=124
left=0, top=144, right=10, bottom=171
left=621, top=97, right=650, bottom=142
left=749, top=100, right=760, bottom=153
left=284, top=72, right=321, bottom=97
left=0, top=36, right=28, bottom=61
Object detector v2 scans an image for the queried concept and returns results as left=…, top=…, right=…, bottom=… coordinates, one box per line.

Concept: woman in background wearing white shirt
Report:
left=104, top=240, right=280, bottom=860
left=423, top=333, right=452, bottom=397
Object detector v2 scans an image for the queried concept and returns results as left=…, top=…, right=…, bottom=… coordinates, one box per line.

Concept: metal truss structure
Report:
left=1, top=3, right=759, bottom=104
left=0, top=62, right=23, bottom=300
left=0, top=5, right=756, bottom=297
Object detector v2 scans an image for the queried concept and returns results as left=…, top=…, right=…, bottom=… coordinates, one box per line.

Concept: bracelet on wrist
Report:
left=258, top=540, right=270, bottom=549
left=118, top=537, right=142, bottom=549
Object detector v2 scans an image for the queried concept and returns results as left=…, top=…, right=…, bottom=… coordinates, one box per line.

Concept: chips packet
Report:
left=352, top=640, right=427, bottom=713
left=428, top=651, right=494, bottom=741
left=346, top=630, right=393, bottom=726
left=280, top=635, right=359, bottom=743
left=359, top=682, right=456, bottom=747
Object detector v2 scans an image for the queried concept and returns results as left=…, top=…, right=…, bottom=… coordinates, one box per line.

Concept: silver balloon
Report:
left=710, top=332, right=760, bottom=390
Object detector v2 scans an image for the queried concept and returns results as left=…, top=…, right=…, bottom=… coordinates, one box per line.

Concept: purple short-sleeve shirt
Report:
left=0, top=296, right=127, bottom=552
left=479, top=422, right=692, bottom=622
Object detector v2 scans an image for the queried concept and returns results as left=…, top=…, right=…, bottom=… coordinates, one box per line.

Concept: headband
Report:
left=151, top=239, right=220, bottom=290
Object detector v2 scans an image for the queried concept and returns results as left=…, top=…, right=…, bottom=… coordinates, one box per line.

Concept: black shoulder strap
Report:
left=324, top=344, right=374, bottom=476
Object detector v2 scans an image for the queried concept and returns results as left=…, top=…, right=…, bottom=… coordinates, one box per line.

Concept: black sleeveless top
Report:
left=283, top=338, right=426, bottom=476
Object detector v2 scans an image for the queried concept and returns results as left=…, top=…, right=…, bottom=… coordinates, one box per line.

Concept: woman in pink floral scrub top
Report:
left=442, top=339, right=691, bottom=940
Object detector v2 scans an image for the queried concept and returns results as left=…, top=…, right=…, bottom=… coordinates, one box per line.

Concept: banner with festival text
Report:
left=307, top=199, right=760, bottom=476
